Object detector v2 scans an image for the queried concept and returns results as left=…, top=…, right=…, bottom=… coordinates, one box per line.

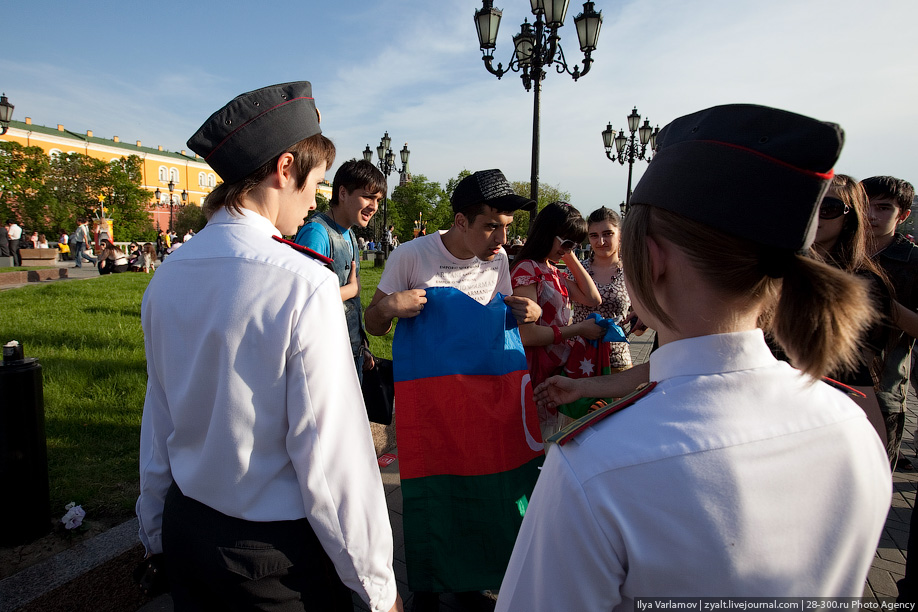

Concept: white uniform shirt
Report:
left=377, top=230, right=511, bottom=304
left=137, top=207, right=397, bottom=611
left=497, top=330, right=891, bottom=611
left=7, top=223, right=21, bottom=240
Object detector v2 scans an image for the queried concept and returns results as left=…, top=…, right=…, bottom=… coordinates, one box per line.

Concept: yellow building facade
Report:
left=2, top=117, right=339, bottom=230
left=1, top=116, right=216, bottom=230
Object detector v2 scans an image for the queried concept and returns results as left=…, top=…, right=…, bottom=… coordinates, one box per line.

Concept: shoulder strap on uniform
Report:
left=822, top=376, right=867, bottom=398
left=547, top=381, right=658, bottom=447
left=272, top=235, right=334, bottom=265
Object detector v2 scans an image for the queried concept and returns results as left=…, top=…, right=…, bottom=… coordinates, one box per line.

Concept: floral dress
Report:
left=511, top=259, right=572, bottom=387
left=570, top=259, right=633, bottom=370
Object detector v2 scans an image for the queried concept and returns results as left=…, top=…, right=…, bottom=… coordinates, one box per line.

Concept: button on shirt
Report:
left=497, top=330, right=891, bottom=611
left=137, top=207, right=397, bottom=611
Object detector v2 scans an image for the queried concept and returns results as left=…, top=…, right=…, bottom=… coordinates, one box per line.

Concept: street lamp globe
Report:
left=627, top=107, right=641, bottom=133
left=475, top=0, right=503, bottom=52
left=601, top=123, right=615, bottom=152
left=513, top=21, right=536, bottom=66
left=639, top=119, right=653, bottom=146
left=574, top=1, right=602, bottom=52
left=0, top=94, right=13, bottom=136
left=535, top=0, right=571, bottom=28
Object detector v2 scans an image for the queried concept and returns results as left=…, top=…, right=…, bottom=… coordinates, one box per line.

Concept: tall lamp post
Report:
left=475, top=0, right=602, bottom=227
left=0, top=94, right=14, bottom=135
left=363, top=132, right=409, bottom=258
left=601, top=107, right=659, bottom=216
left=168, top=180, right=176, bottom=231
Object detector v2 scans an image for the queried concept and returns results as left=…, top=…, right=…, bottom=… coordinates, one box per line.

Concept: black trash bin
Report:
left=0, top=341, right=50, bottom=545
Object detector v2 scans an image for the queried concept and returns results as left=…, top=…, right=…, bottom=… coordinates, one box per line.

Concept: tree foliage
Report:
left=173, top=204, right=208, bottom=239
left=389, top=174, right=449, bottom=242
left=0, top=143, right=155, bottom=240
left=509, top=180, right=572, bottom=239
left=315, top=193, right=329, bottom=214
left=0, top=141, right=51, bottom=231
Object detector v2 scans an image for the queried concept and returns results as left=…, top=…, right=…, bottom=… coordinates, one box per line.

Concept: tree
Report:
left=105, top=156, right=156, bottom=241
left=509, top=180, right=571, bottom=239
left=173, top=204, right=207, bottom=239
left=45, top=153, right=154, bottom=240
left=389, top=175, right=448, bottom=242
left=0, top=141, right=51, bottom=232
left=314, top=193, right=329, bottom=214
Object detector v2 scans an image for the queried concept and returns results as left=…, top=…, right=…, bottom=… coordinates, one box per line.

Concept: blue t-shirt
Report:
left=294, top=220, right=352, bottom=258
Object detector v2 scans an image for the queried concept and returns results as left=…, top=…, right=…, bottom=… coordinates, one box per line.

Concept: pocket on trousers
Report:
left=217, top=544, right=294, bottom=581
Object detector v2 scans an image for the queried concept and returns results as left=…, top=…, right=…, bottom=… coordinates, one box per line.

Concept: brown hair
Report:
left=818, top=174, right=881, bottom=276
left=621, top=204, right=872, bottom=378
left=203, top=133, right=336, bottom=219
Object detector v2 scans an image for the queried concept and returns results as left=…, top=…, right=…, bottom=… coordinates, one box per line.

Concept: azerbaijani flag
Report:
left=393, top=287, right=544, bottom=592
left=557, top=336, right=613, bottom=419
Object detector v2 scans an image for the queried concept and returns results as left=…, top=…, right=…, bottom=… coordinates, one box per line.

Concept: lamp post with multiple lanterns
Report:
left=601, top=106, right=659, bottom=216
left=474, top=0, right=602, bottom=227
left=154, top=180, right=187, bottom=232
left=363, top=132, right=409, bottom=257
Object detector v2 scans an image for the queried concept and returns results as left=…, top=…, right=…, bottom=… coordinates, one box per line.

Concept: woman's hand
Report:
left=534, top=376, right=584, bottom=409
left=573, top=318, right=605, bottom=341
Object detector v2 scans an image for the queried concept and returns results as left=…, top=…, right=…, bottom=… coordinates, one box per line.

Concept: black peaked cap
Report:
left=187, top=81, right=322, bottom=185
left=629, top=103, right=844, bottom=251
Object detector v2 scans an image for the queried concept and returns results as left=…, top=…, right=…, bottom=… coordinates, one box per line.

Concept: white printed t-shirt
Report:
left=377, top=230, right=511, bottom=304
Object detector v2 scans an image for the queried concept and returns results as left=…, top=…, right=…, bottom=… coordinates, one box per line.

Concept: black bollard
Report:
left=0, top=341, right=51, bottom=545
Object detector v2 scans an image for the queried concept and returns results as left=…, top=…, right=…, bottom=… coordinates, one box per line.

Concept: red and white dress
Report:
left=511, top=259, right=573, bottom=385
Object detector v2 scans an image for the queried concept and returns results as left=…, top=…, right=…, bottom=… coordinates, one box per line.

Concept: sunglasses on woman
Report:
left=819, top=197, right=850, bottom=220
left=556, top=236, right=578, bottom=251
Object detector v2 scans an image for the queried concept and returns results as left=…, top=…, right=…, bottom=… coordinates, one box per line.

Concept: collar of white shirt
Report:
left=649, top=329, right=777, bottom=383
left=208, top=206, right=281, bottom=236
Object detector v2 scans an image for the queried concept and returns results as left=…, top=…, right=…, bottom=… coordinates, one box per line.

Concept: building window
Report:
left=207, top=173, right=216, bottom=187
left=169, top=168, right=180, bottom=183
left=198, top=172, right=206, bottom=186
left=158, top=166, right=168, bottom=182
left=49, top=148, right=63, bottom=158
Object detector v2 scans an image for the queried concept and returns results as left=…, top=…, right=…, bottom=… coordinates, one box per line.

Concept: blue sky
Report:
left=3, top=0, right=916, bottom=214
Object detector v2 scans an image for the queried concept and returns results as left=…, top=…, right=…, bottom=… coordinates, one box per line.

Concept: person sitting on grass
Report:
left=97, top=240, right=129, bottom=274
left=141, top=242, right=157, bottom=273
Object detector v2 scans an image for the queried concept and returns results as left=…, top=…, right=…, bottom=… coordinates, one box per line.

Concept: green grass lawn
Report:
left=0, top=262, right=392, bottom=528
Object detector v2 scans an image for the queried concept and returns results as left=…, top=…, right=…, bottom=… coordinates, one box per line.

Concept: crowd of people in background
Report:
left=7, top=81, right=911, bottom=609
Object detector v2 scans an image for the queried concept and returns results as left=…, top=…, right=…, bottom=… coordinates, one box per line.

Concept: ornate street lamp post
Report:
left=601, top=106, right=659, bottom=215
left=167, top=180, right=176, bottom=231
left=475, top=0, right=602, bottom=227
left=0, top=94, right=14, bottom=136
left=363, top=132, right=410, bottom=258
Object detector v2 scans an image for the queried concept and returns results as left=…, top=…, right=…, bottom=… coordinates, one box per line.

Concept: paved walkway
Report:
left=134, top=329, right=915, bottom=610
left=0, top=258, right=103, bottom=291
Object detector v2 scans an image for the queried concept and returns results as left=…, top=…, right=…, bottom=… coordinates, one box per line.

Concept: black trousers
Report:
left=162, top=482, right=353, bottom=611
left=9, top=239, right=19, bottom=266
